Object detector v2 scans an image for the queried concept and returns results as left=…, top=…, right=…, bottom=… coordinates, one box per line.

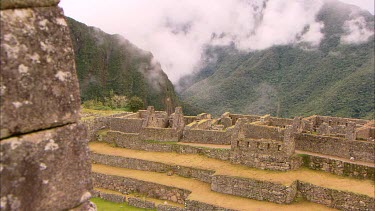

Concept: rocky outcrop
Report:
left=0, top=0, right=92, bottom=210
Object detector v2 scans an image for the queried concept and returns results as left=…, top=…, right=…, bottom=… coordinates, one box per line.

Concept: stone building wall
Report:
left=315, top=116, right=369, bottom=127
left=182, top=129, right=231, bottom=144
left=300, top=154, right=374, bottom=180
left=268, top=117, right=294, bottom=128
left=140, top=127, right=180, bottom=142
left=244, top=124, right=285, bottom=141
left=109, top=117, right=143, bottom=133
left=356, top=126, right=375, bottom=140
left=0, top=1, right=92, bottom=210
left=295, top=133, right=374, bottom=162
left=229, top=114, right=261, bottom=125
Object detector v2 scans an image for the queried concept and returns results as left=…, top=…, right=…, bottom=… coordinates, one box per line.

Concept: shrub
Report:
left=128, top=96, right=144, bottom=112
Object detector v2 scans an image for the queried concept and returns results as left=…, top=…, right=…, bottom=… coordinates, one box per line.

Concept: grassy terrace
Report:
left=92, top=164, right=335, bottom=211
left=80, top=108, right=128, bottom=121
left=90, top=142, right=374, bottom=197
left=91, top=197, right=150, bottom=211
left=94, top=187, right=184, bottom=208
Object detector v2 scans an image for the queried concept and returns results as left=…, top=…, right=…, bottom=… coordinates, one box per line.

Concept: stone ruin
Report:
left=88, top=105, right=375, bottom=171
left=1, top=0, right=93, bottom=210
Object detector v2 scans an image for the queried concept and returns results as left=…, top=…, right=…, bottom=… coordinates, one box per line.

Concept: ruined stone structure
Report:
left=1, top=1, right=93, bottom=210
left=87, top=106, right=374, bottom=172
left=86, top=107, right=374, bottom=210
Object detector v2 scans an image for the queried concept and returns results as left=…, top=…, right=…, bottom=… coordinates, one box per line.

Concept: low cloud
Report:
left=61, top=0, right=372, bottom=83
left=341, top=16, right=374, bottom=44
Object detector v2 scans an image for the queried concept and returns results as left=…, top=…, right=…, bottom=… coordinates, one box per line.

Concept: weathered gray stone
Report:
left=0, top=123, right=92, bottom=210
left=156, top=204, right=184, bottom=211
left=92, top=173, right=190, bottom=204
left=185, top=200, right=237, bottom=211
left=128, top=197, right=156, bottom=209
left=69, top=201, right=97, bottom=211
left=0, top=6, right=80, bottom=139
left=0, top=0, right=59, bottom=10
left=298, top=182, right=375, bottom=211
left=211, top=175, right=297, bottom=204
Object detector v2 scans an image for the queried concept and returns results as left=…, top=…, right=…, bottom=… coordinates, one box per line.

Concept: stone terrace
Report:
left=83, top=107, right=375, bottom=210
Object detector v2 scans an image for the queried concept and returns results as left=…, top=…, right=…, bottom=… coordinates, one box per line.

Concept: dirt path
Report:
left=92, top=164, right=336, bottom=211
left=177, top=142, right=231, bottom=149
left=90, top=142, right=374, bottom=197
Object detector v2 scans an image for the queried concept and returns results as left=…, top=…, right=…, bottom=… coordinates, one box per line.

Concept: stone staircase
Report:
left=89, top=137, right=374, bottom=211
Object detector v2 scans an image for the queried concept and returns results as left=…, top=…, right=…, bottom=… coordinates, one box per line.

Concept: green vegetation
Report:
left=90, top=197, right=152, bottom=211
left=143, top=140, right=178, bottom=145
left=66, top=17, right=179, bottom=112
left=129, top=96, right=145, bottom=112
left=82, top=89, right=143, bottom=111
left=179, top=2, right=374, bottom=119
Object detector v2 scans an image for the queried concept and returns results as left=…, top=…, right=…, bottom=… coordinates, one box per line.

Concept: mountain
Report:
left=179, top=1, right=374, bottom=119
left=66, top=17, right=179, bottom=113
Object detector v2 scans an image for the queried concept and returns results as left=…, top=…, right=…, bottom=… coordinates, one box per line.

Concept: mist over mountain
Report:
left=179, top=0, right=374, bottom=119
left=66, top=17, right=180, bottom=113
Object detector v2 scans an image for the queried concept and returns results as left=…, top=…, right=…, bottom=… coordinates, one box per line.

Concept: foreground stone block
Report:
left=0, top=6, right=80, bottom=139
left=0, top=123, right=92, bottom=210
left=0, top=0, right=59, bottom=10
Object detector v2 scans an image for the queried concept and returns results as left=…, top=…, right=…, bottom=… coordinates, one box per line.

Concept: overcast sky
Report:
left=60, top=0, right=374, bottom=82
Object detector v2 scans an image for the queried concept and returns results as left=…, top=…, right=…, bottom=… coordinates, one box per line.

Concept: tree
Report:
left=128, top=96, right=144, bottom=112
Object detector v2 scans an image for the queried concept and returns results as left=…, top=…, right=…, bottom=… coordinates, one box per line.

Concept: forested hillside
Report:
left=179, top=1, right=374, bottom=119
left=67, top=18, right=179, bottom=113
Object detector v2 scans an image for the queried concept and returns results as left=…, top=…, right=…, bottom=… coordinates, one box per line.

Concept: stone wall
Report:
left=90, top=144, right=374, bottom=210
left=244, top=124, right=285, bottom=141
left=109, top=117, right=143, bottom=133
left=211, top=175, right=297, bottom=204
left=229, top=114, right=260, bottom=125
left=300, top=154, right=374, bottom=180
left=92, top=172, right=191, bottom=204
left=81, top=113, right=130, bottom=142
left=128, top=197, right=156, bottom=209
left=93, top=191, right=125, bottom=203
left=315, top=116, right=369, bottom=127
left=185, top=200, right=237, bottom=211
left=268, top=117, right=294, bottom=128
left=183, top=129, right=231, bottom=144
left=157, top=204, right=184, bottom=211
left=230, top=141, right=302, bottom=171
left=0, top=1, right=92, bottom=210
left=295, top=133, right=374, bottom=162
left=298, top=182, right=374, bottom=211
left=91, top=153, right=215, bottom=183
left=82, top=116, right=110, bottom=142
left=106, top=131, right=231, bottom=161
left=140, top=127, right=180, bottom=142
left=356, top=126, right=375, bottom=140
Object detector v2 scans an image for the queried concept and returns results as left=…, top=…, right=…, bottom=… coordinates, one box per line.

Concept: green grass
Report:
left=91, top=197, right=153, bottom=211
left=143, top=140, right=178, bottom=145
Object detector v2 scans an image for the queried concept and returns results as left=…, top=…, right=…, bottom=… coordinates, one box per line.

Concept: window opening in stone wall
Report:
left=278, top=145, right=281, bottom=151
left=247, top=142, right=250, bottom=147
left=267, top=143, right=270, bottom=149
